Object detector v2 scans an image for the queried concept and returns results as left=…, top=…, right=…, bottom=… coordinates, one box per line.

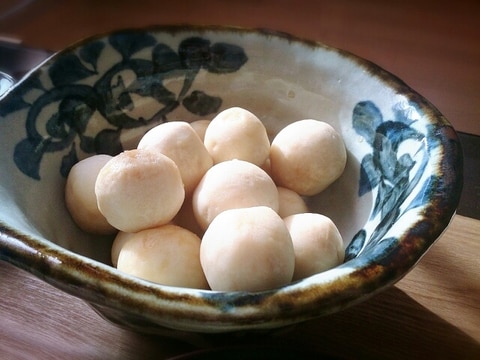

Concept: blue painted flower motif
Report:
left=4, top=33, right=248, bottom=180
left=345, top=100, right=430, bottom=260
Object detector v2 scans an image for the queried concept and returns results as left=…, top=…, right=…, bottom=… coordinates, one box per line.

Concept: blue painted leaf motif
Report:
left=46, top=113, right=69, bottom=139
left=94, top=59, right=157, bottom=128
left=374, top=133, right=396, bottom=180
left=367, top=205, right=401, bottom=247
left=42, top=91, right=99, bottom=156
left=372, top=181, right=390, bottom=219
left=0, top=76, right=44, bottom=117
left=345, top=229, right=366, bottom=261
left=370, top=119, right=424, bottom=220
left=352, top=101, right=383, bottom=145
left=108, top=32, right=157, bottom=60
left=48, top=53, right=97, bottom=87
left=177, top=37, right=248, bottom=74
left=363, top=237, right=399, bottom=264
left=118, top=91, right=134, bottom=112
left=126, top=76, right=176, bottom=106
left=78, top=134, right=95, bottom=154
left=0, top=93, right=29, bottom=117
left=349, top=100, right=428, bottom=258
left=359, top=154, right=380, bottom=196
left=355, top=101, right=384, bottom=197
left=179, top=37, right=211, bottom=70
left=403, top=175, right=432, bottom=214
left=152, top=44, right=182, bottom=73
left=182, top=90, right=222, bottom=116
left=94, top=128, right=123, bottom=156
left=392, top=101, right=420, bottom=126
left=175, top=38, right=248, bottom=107
left=61, top=143, right=79, bottom=177
left=377, top=120, right=424, bottom=149
left=13, top=138, right=49, bottom=180
left=205, top=43, right=248, bottom=73
left=143, top=44, right=183, bottom=107
left=79, top=40, right=105, bottom=72
left=20, top=75, right=45, bottom=92
left=60, top=97, right=95, bottom=135
left=46, top=97, right=94, bottom=141
left=110, top=75, right=134, bottom=112
left=176, top=37, right=211, bottom=101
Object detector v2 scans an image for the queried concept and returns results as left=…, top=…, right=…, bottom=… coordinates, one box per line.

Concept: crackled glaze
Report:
left=0, top=26, right=462, bottom=335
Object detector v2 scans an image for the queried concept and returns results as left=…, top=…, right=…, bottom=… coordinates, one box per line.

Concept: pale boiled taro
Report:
left=190, top=119, right=211, bottom=141
left=277, top=186, right=308, bottom=218
left=95, top=149, right=184, bottom=233
left=270, top=119, right=347, bottom=196
left=200, top=206, right=295, bottom=291
left=192, top=159, right=279, bottom=230
left=284, top=213, right=344, bottom=281
left=173, top=195, right=204, bottom=239
left=203, top=107, right=270, bottom=166
left=65, top=154, right=117, bottom=235
left=111, top=230, right=129, bottom=267
left=115, top=224, right=209, bottom=289
left=137, top=121, right=213, bottom=195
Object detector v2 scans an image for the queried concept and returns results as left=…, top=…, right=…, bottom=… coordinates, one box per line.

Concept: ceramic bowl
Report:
left=0, top=26, right=462, bottom=336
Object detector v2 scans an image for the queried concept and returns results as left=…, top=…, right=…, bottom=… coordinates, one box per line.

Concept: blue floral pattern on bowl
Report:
left=1, top=32, right=247, bottom=180
left=345, top=100, right=430, bottom=259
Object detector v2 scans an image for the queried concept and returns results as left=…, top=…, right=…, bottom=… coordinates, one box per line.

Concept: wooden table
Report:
left=1, top=1, right=479, bottom=358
